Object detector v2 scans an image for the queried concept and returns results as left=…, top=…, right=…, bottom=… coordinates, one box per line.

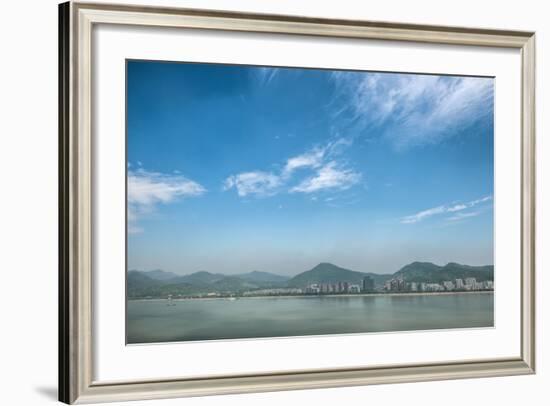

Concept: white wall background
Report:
left=0, top=0, right=547, bottom=405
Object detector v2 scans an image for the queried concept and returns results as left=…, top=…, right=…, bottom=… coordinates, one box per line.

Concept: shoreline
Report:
left=128, top=290, right=493, bottom=302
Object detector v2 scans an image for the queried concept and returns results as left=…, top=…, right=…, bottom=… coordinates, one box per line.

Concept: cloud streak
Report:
left=256, top=67, right=279, bottom=87
left=331, top=72, right=494, bottom=149
left=282, top=148, right=324, bottom=176
left=401, top=195, right=492, bottom=224
left=447, top=210, right=483, bottom=222
left=223, top=171, right=282, bottom=197
left=290, top=161, right=360, bottom=193
left=223, top=138, right=361, bottom=198
left=128, top=167, right=206, bottom=233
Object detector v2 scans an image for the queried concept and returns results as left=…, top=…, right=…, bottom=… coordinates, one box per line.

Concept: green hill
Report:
left=127, top=270, right=159, bottom=290
left=235, top=271, right=289, bottom=284
left=142, top=269, right=179, bottom=281
left=392, top=262, right=493, bottom=283
left=174, top=271, right=225, bottom=286
left=128, top=282, right=197, bottom=298
left=210, top=276, right=259, bottom=292
left=127, top=270, right=282, bottom=298
left=287, top=263, right=389, bottom=287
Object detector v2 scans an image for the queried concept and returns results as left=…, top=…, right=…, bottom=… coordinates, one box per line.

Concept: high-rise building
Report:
left=443, top=281, right=455, bottom=291
left=464, top=277, right=478, bottom=290
left=455, top=278, right=464, bottom=289
left=397, top=278, right=406, bottom=291
left=465, top=277, right=477, bottom=287
left=362, top=276, right=375, bottom=292
left=348, top=284, right=361, bottom=293
left=305, top=284, right=320, bottom=294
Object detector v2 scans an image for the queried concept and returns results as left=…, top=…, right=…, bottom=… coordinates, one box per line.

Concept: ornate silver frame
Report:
left=59, top=1, right=536, bottom=404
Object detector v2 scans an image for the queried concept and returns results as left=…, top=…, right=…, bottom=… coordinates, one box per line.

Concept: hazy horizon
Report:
left=127, top=61, right=494, bottom=276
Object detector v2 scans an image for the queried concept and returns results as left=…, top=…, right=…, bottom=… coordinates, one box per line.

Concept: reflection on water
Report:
left=127, top=293, right=494, bottom=344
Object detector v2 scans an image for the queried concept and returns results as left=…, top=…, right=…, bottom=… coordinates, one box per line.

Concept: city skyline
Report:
left=127, top=60, right=494, bottom=275
left=127, top=261, right=494, bottom=299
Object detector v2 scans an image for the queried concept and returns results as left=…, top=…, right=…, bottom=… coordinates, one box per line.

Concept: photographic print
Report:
left=126, top=60, right=494, bottom=344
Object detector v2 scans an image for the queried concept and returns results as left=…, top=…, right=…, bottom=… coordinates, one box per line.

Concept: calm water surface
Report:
left=127, top=293, right=494, bottom=344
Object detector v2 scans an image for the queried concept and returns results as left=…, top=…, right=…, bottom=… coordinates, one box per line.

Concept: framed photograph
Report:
left=59, top=1, right=536, bottom=404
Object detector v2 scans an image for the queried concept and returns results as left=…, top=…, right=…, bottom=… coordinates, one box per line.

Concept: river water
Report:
left=127, top=292, right=494, bottom=344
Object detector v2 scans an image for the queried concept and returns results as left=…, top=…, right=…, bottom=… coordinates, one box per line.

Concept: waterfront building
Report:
left=397, top=278, right=406, bottom=291
left=455, top=278, right=464, bottom=289
left=305, top=284, right=320, bottom=294
left=362, top=276, right=375, bottom=292
left=243, top=288, right=304, bottom=296
left=348, top=284, right=361, bottom=293
left=443, top=281, right=455, bottom=291
left=385, top=278, right=407, bottom=292
left=425, top=283, right=443, bottom=292
left=465, top=277, right=477, bottom=288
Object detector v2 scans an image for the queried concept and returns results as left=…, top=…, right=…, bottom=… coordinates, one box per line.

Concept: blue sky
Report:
left=127, top=60, right=494, bottom=275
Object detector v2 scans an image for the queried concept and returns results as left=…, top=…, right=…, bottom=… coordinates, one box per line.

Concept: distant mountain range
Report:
left=286, top=263, right=388, bottom=287
left=236, top=270, right=290, bottom=283
left=127, top=261, right=493, bottom=298
left=393, top=261, right=493, bottom=283
left=127, top=269, right=290, bottom=298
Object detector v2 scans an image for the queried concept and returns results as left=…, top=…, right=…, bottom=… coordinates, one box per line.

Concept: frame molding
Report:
left=59, top=1, right=536, bottom=404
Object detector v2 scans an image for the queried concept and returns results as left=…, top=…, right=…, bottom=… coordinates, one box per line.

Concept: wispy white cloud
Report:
left=282, top=148, right=324, bottom=177
left=223, top=138, right=361, bottom=198
left=223, top=171, right=282, bottom=197
left=468, top=196, right=493, bottom=205
left=282, top=137, right=353, bottom=176
left=331, top=72, right=494, bottom=149
left=256, top=67, right=279, bottom=87
left=447, top=203, right=468, bottom=212
left=401, top=195, right=492, bottom=224
left=447, top=210, right=482, bottom=222
left=128, top=167, right=206, bottom=233
left=290, top=161, right=361, bottom=194
left=401, top=205, right=447, bottom=224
